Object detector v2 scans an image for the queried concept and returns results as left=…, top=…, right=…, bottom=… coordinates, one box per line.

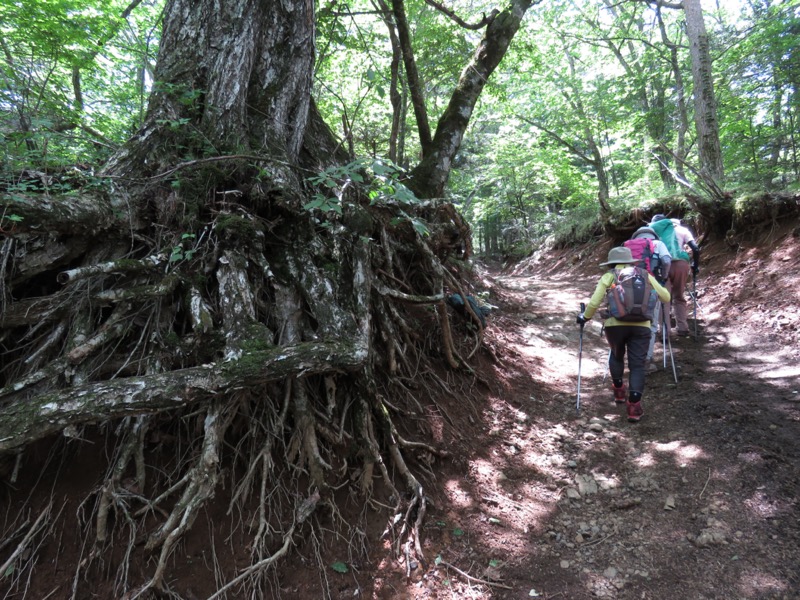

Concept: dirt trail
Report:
left=394, top=230, right=800, bottom=600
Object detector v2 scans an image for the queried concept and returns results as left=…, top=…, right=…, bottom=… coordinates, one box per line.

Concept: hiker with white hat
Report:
left=576, top=247, right=671, bottom=422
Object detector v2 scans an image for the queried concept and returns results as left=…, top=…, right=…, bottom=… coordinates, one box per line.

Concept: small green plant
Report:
left=330, top=561, right=348, bottom=573
left=0, top=209, right=24, bottom=233
left=304, top=159, right=422, bottom=211
left=169, top=233, right=197, bottom=263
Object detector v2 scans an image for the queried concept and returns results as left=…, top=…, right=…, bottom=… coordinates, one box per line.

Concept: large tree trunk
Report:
left=105, top=0, right=315, bottom=182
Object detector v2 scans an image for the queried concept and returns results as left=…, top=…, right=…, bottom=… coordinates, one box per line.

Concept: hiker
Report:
left=650, top=215, right=700, bottom=337
left=626, top=227, right=672, bottom=369
left=576, top=246, right=671, bottom=422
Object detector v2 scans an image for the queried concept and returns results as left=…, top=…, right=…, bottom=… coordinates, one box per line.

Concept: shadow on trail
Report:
left=425, top=262, right=800, bottom=599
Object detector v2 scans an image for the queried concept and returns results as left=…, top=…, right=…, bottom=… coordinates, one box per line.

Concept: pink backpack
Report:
left=623, top=238, right=658, bottom=275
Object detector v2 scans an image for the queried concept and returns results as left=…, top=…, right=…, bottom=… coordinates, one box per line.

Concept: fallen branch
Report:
left=0, top=338, right=368, bottom=451
left=438, top=559, right=513, bottom=590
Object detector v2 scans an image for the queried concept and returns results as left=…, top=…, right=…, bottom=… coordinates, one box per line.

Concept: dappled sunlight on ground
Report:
left=377, top=226, right=800, bottom=599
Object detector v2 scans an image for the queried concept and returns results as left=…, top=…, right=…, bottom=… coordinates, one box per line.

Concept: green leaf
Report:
left=330, top=561, right=348, bottom=573
left=452, top=527, right=464, bottom=537
left=411, top=219, right=429, bottom=237
left=303, top=198, right=325, bottom=211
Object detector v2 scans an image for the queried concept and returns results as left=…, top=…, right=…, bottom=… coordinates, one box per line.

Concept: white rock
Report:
left=576, top=474, right=599, bottom=495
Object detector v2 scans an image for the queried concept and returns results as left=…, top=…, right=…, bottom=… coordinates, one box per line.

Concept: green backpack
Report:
left=651, top=219, right=689, bottom=261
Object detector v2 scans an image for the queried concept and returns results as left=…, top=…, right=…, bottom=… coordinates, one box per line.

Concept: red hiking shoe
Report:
left=612, top=383, right=627, bottom=404
left=626, top=400, right=643, bottom=423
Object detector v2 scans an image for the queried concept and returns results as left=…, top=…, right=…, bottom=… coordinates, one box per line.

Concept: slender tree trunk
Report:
left=408, top=0, right=536, bottom=199
left=656, top=5, right=690, bottom=181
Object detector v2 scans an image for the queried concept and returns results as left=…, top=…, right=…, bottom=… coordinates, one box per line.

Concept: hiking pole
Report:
left=576, top=303, right=586, bottom=415
left=662, top=302, right=667, bottom=371
left=663, top=305, right=678, bottom=383
left=692, top=272, right=698, bottom=341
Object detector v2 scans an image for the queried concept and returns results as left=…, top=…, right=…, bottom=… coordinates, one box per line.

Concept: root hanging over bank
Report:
left=0, top=163, right=485, bottom=598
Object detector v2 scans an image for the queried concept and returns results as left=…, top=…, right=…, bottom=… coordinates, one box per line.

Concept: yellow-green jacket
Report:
left=583, top=266, right=671, bottom=327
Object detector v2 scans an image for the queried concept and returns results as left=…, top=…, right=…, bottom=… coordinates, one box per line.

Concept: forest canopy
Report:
left=3, top=0, right=798, bottom=246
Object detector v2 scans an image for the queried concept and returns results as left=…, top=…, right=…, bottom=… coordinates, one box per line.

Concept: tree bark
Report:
left=0, top=340, right=368, bottom=452
left=683, top=0, right=724, bottom=184
left=103, top=0, right=316, bottom=191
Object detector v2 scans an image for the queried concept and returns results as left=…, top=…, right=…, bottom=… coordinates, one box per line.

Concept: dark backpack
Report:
left=446, top=293, right=490, bottom=327
left=603, top=266, right=657, bottom=321
left=623, top=238, right=664, bottom=280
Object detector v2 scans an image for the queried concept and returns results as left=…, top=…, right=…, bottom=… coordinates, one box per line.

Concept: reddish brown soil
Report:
left=2, top=223, right=799, bottom=600
left=358, top=222, right=800, bottom=599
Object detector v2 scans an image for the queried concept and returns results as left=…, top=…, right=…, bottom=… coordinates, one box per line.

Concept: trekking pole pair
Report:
left=576, top=303, right=586, bottom=415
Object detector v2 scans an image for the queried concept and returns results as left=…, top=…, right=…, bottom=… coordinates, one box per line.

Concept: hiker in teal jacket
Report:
left=650, top=215, right=700, bottom=337
left=577, top=247, right=671, bottom=423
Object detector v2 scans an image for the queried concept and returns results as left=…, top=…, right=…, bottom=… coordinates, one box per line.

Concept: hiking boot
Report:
left=626, top=400, right=643, bottom=423
left=612, top=383, right=627, bottom=404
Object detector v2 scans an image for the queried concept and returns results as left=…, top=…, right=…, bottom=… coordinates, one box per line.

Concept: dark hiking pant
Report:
left=604, top=325, right=651, bottom=395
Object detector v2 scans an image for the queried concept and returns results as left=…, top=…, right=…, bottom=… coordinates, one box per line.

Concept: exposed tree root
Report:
left=0, top=178, right=484, bottom=596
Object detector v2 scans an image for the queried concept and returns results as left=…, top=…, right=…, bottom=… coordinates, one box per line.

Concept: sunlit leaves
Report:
left=0, top=0, right=162, bottom=168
